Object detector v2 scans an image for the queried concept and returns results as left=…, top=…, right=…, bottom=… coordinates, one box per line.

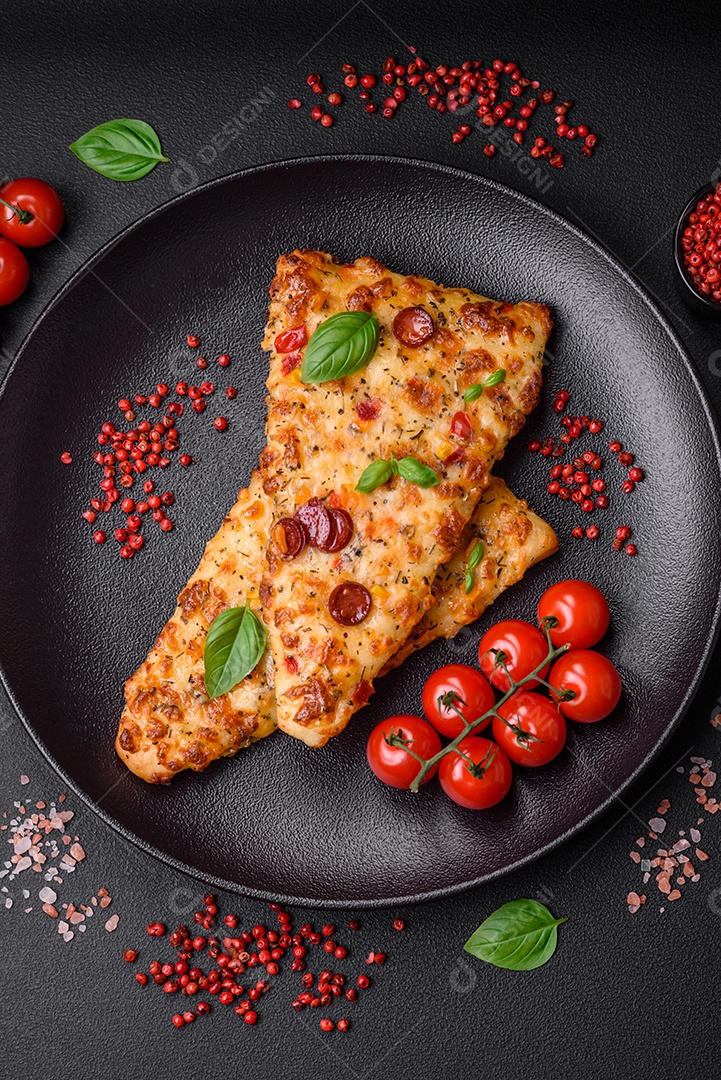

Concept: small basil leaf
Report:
left=464, top=569, right=475, bottom=595
left=484, top=368, right=507, bottom=388
left=464, top=899, right=566, bottom=971
left=70, top=119, right=169, bottom=181
left=463, top=383, right=484, bottom=403
left=389, top=454, right=399, bottom=476
left=204, top=605, right=267, bottom=699
left=301, top=311, right=379, bottom=384
left=467, top=540, right=485, bottom=572
left=355, top=458, right=392, bottom=494
left=396, top=456, right=440, bottom=488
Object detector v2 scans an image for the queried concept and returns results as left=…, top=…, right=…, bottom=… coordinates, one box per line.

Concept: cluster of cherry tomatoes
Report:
left=366, top=579, right=622, bottom=810
left=0, top=178, right=65, bottom=305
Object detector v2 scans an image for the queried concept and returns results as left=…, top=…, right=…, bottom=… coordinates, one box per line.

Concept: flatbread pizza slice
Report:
left=260, top=251, right=553, bottom=747
left=116, top=472, right=555, bottom=782
left=115, top=474, right=276, bottom=784
left=382, top=476, right=558, bottom=670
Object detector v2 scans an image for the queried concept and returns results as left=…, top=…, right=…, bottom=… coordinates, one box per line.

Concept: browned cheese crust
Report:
left=383, top=476, right=558, bottom=669
left=260, top=251, right=552, bottom=746
left=116, top=471, right=556, bottom=782
left=115, top=475, right=276, bottom=783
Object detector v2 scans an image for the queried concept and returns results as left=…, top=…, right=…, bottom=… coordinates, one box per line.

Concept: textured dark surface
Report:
left=1, top=157, right=720, bottom=906
left=2, top=2, right=721, bottom=1078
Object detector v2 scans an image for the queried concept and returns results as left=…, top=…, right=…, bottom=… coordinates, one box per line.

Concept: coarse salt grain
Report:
left=626, top=754, right=718, bottom=914
left=2, top=776, right=119, bottom=947
left=105, top=914, right=119, bottom=932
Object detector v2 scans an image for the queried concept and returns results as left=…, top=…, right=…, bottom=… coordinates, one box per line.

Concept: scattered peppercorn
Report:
left=680, top=182, right=721, bottom=303
left=290, top=56, right=600, bottom=171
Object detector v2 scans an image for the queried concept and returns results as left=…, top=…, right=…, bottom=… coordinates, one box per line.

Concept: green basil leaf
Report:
left=463, top=383, right=484, bottom=403
left=467, top=540, right=485, bottom=571
left=203, top=605, right=267, bottom=699
left=464, top=569, right=475, bottom=595
left=301, top=312, right=379, bottom=384
left=396, top=456, right=440, bottom=488
left=69, top=119, right=169, bottom=181
left=464, top=899, right=566, bottom=971
left=389, top=453, right=400, bottom=476
left=355, top=458, right=392, bottom=494
left=484, top=368, right=507, bottom=388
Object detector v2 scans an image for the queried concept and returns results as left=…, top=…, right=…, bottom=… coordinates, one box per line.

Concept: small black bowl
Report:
left=674, top=182, right=721, bottom=319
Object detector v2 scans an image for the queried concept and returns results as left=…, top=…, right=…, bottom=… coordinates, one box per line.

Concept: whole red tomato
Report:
left=439, top=736, right=512, bottom=810
left=549, top=650, right=622, bottom=723
left=537, top=579, right=610, bottom=649
left=493, top=690, right=567, bottom=766
left=0, top=178, right=65, bottom=247
left=366, top=714, right=442, bottom=789
left=0, top=238, right=30, bottom=305
left=422, top=663, right=495, bottom=738
left=478, top=619, right=550, bottom=692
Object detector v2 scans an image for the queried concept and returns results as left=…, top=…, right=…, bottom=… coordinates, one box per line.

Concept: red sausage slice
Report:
left=323, top=508, right=355, bottom=552
left=294, top=498, right=333, bottom=549
left=328, top=582, right=372, bottom=626
left=392, top=306, right=435, bottom=348
left=271, top=518, right=307, bottom=559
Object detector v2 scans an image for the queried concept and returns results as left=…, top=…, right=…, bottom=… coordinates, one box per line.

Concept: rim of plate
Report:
left=0, top=154, right=720, bottom=907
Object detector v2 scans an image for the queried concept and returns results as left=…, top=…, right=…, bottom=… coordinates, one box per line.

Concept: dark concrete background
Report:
left=1, top=3, right=720, bottom=1077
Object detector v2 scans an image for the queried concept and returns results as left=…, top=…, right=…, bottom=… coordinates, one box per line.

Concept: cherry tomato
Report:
left=493, top=690, right=566, bottom=767
left=422, top=663, right=495, bottom=738
left=0, top=178, right=64, bottom=247
left=549, top=650, right=622, bottom=723
left=366, top=714, right=442, bottom=789
left=0, top=238, right=30, bottom=305
left=439, top=736, right=512, bottom=809
left=478, top=619, right=550, bottom=692
left=537, top=579, right=610, bottom=649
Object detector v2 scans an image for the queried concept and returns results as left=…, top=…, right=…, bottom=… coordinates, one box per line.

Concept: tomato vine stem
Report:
left=0, top=197, right=32, bottom=224
left=408, top=623, right=571, bottom=793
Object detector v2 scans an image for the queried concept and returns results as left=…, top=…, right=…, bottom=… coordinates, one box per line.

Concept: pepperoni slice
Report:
left=323, top=508, right=354, bottom=552
left=271, top=518, right=307, bottom=559
left=392, top=306, right=435, bottom=348
left=328, top=582, right=372, bottom=626
left=294, top=498, right=333, bottom=549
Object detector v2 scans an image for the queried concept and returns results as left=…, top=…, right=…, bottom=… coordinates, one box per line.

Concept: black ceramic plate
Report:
left=1, top=157, right=720, bottom=907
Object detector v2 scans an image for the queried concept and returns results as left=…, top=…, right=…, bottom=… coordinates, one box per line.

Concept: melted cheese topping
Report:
left=115, top=475, right=276, bottom=783
left=384, top=477, right=558, bottom=669
left=116, top=472, right=555, bottom=782
left=115, top=252, right=554, bottom=780
left=261, top=251, right=552, bottom=746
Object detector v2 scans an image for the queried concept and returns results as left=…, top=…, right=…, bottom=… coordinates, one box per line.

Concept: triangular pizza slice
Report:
left=259, top=251, right=552, bottom=746
left=116, top=473, right=555, bottom=782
